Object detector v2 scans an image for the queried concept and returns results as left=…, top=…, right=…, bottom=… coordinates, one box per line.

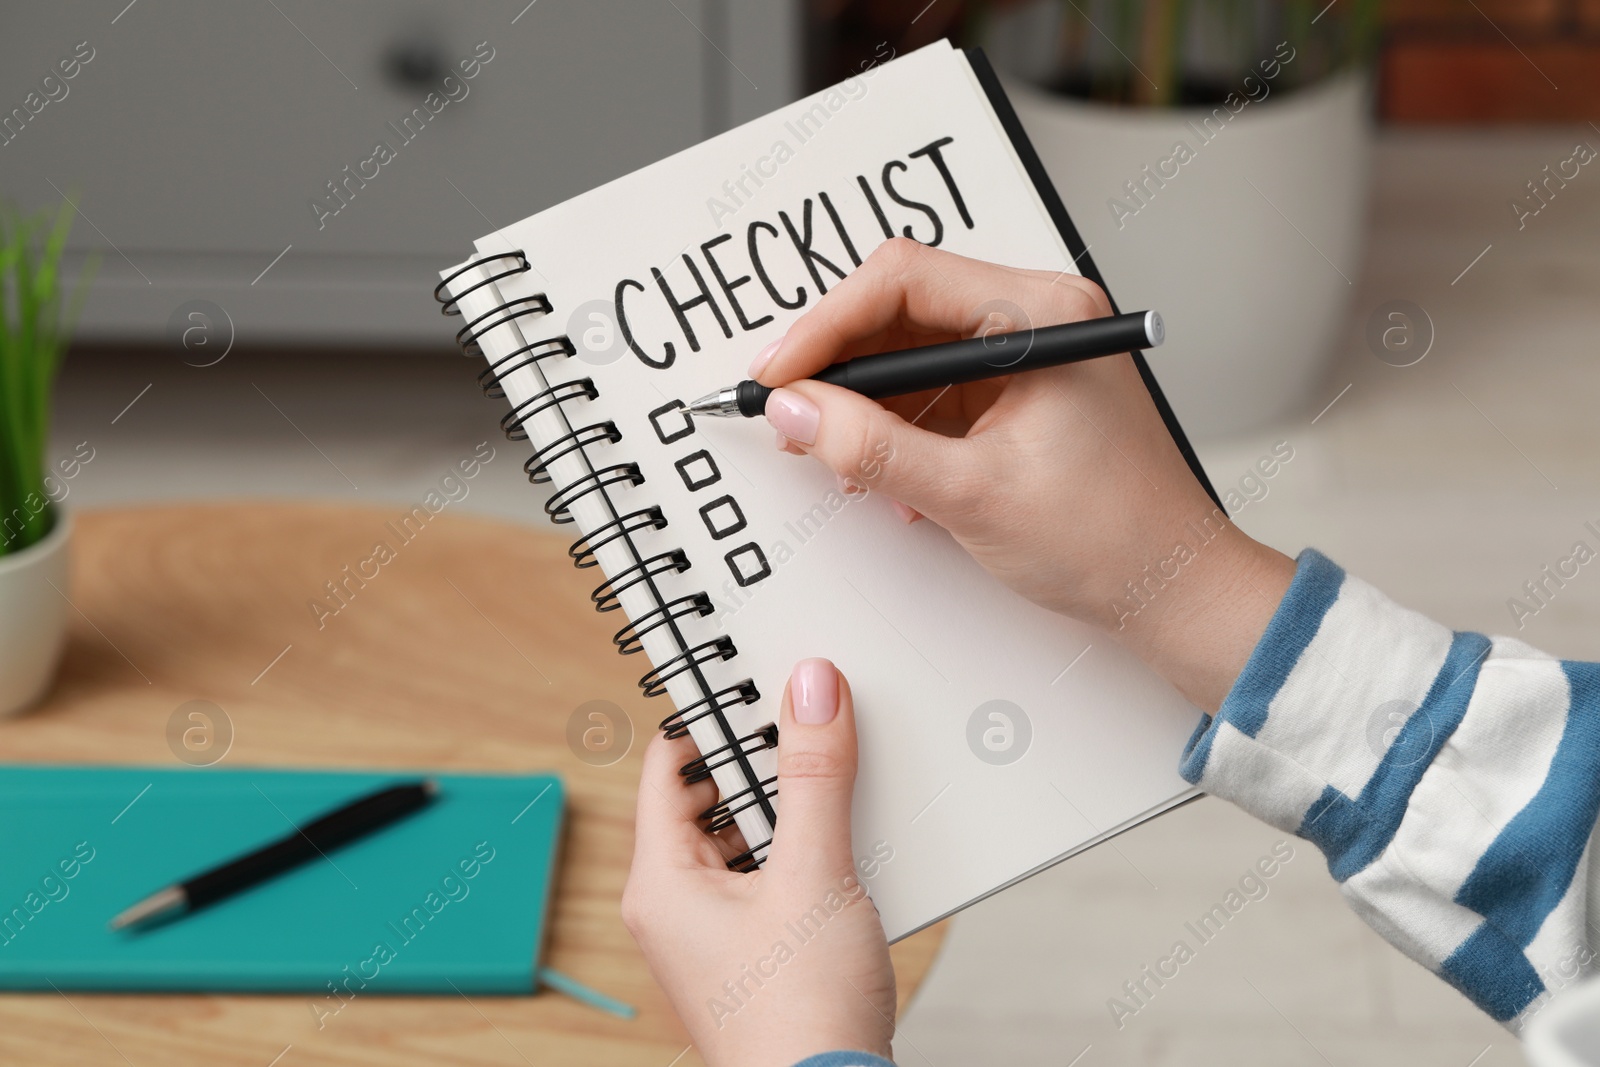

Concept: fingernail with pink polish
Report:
left=890, top=499, right=918, bottom=524
left=748, top=337, right=783, bottom=378
left=791, top=658, right=839, bottom=725
left=765, top=388, right=819, bottom=446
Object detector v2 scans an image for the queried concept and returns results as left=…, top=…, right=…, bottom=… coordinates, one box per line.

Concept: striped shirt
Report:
left=1182, top=549, right=1600, bottom=1027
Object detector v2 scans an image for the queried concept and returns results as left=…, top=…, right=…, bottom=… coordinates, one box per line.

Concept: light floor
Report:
left=50, top=128, right=1600, bottom=1066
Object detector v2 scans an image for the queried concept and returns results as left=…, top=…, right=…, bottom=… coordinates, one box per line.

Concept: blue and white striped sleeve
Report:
left=788, top=1053, right=896, bottom=1067
left=1181, top=549, right=1600, bottom=1028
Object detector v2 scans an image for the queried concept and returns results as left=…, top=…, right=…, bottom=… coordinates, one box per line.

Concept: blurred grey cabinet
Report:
left=0, top=1, right=799, bottom=344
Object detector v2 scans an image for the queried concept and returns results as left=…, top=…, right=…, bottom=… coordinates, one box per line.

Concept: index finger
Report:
left=630, top=731, right=731, bottom=873
left=757, top=237, right=1108, bottom=386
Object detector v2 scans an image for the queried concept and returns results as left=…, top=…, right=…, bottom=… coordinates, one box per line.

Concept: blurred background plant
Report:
left=967, top=0, right=1382, bottom=105
left=0, top=202, right=89, bottom=557
left=808, top=0, right=1381, bottom=103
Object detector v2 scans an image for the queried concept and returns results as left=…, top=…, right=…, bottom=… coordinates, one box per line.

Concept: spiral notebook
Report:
left=435, top=40, right=1217, bottom=941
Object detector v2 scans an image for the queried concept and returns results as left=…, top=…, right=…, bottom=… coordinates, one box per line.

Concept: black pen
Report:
left=109, top=780, right=439, bottom=931
left=687, top=309, right=1164, bottom=418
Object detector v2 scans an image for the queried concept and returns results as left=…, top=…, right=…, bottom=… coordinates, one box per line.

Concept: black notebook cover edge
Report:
left=962, top=47, right=1224, bottom=512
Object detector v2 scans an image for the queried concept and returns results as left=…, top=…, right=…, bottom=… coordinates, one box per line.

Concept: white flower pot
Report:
left=1005, top=69, right=1373, bottom=439
left=0, top=510, right=72, bottom=716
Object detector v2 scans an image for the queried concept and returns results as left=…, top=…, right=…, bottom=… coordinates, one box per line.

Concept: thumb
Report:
left=766, top=381, right=983, bottom=524
left=767, top=658, right=859, bottom=878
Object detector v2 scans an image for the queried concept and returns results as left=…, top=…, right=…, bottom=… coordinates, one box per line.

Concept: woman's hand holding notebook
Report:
left=626, top=659, right=894, bottom=1067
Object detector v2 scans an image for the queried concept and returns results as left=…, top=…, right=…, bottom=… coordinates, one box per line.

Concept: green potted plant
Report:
left=970, top=0, right=1382, bottom=437
left=0, top=202, right=84, bottom=715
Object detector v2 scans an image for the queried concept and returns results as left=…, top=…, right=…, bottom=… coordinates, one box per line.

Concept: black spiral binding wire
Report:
left=436, top=252, right=777, bottom=872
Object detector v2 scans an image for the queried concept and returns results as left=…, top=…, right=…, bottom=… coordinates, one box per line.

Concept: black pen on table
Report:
left=109, top=779, right=439, bottom=931
left=687, top=309, right=1164, bottom=418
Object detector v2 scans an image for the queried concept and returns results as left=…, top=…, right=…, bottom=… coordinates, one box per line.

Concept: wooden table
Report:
left=0, top=504, right=945, bottom=1067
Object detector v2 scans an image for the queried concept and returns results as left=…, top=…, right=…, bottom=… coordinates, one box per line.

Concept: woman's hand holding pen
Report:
left=751, top=238, right=1295, bottom=712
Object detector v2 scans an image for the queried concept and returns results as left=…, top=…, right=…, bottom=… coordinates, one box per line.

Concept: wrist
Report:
left=1103, top=522, right=1295, bottom=712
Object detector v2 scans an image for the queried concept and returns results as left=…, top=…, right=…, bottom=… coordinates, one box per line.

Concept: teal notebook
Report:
left=0, top=766, right=563, bottom=996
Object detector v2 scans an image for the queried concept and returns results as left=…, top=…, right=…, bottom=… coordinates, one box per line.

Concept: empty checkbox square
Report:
left=699, top=494, right=747, bottom=540
left=648, top=399, right=695, bottom=445
left=724, top=541, right=771, bottom=587
left=675, top=449, right=721, bottom=491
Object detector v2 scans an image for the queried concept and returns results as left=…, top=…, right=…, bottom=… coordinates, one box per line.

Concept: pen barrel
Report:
left=183, top=783, right=434, bottom=908
left=819, top=311, right=1156, bottom=400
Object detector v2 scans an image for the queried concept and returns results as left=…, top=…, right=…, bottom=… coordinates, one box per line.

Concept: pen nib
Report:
left=109, top=885, right=186, bottom=931
left=687, top=388, right=741, bottom=418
